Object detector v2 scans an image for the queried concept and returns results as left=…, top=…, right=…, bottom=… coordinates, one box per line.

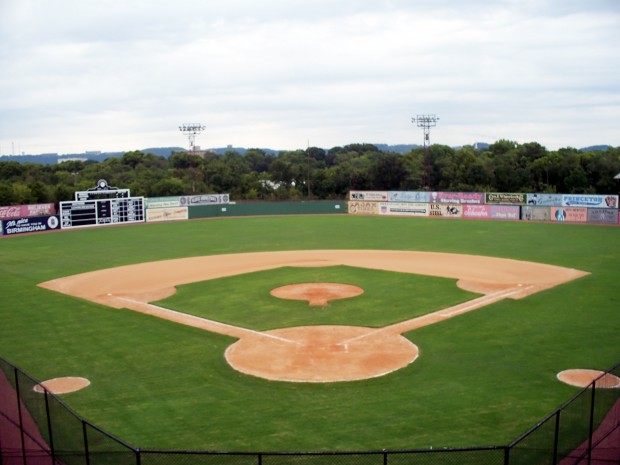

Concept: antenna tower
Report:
left=179, top=124, right=206, bottom=154
left=411, top=114, right=439, bottom=190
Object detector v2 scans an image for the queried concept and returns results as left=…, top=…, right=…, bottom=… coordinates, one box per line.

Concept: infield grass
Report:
left=0, top=215, right=618, bottom=451
left=158, top=266, right=479, bottom=330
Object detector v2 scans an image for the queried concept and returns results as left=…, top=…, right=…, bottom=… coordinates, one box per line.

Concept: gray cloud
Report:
left=1, top=0, right=619, bottom=154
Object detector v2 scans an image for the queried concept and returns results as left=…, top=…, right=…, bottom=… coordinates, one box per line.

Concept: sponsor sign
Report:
left=1, top=215, right=60, bottom=236
left=586, top=208, right=618, bottom=225
left=463, top=204, right=490, bottom=219
left=562, top=194, right=618, bottom=209
left=485, top=192, right=526, bottom=205
left=0, top=203, right=55, bottom=219
left=489, top=205, right=520, bottom=221
left=144, top=196, right=183, bottom=209
left=347, top=201, right=378, bottom=215
left=378, top=202, right=429, bottom=217
left=521, top=206, right=551, bottom=221
left=526, top=193, right=562, bottom=206
left=349, top=191, right=388, bottom=202
left=551, top=207, right=587, bottom=223
left=388, top=191, right=430, bottom=203
left=181, top=194, right=230, bottom=206
left=146, top=207, right=189, bottom=222
left=429, top=203, right=463, bottom=218
left=430, top=192, right=484, bottom=204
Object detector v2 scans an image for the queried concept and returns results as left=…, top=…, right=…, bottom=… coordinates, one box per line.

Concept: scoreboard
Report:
left=60, top=197, right=145, bottom=229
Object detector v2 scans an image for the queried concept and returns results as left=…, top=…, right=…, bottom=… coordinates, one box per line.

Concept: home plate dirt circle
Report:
left=225, top=325, right=419, bottom=382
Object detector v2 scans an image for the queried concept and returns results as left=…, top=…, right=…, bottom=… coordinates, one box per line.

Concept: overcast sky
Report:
left=1, top=0, right=619, bottom=155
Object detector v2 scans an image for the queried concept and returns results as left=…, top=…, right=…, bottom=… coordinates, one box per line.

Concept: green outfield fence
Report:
left=1, top=357, right=618, bottom=465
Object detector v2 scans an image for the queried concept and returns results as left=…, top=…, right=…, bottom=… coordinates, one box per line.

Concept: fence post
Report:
left=13, top=368, right=26, bottom=465
left=503, top=445, right=510, bottom=465
left=383, top=451, right=388, bottom=465
left=43, top=392, right=55, bottom=465
left=82, top=420, right=90, bottom=465
left=135, top=447, right=141, bottom=465
left=552, top=410, right=561, bottom=465
left=586, top=381, right=596, bottom=465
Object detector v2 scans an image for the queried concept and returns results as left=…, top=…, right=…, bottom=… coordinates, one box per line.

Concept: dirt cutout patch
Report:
left=33, top=377, right=90, bottom=394
left=270, top=283, right=364, bottom=307
left=39, top=250, right=589, bottom=383
left=557, top=369, right=620, bottom=388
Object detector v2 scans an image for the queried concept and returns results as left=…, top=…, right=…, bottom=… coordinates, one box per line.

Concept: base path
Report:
left=39, top=250, right=589, bottom=382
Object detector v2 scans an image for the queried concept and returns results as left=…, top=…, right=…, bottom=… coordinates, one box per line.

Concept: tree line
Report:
left=0, top=140, right=619, bottom=206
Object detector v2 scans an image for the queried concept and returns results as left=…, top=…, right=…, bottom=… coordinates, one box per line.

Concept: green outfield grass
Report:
left=0, top=215, right=618, bottom=452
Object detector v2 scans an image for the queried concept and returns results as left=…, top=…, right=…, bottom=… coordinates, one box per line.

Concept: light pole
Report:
left=179, top=124, right=206, bottom=154
left=412, top=115, right=439, bottom=189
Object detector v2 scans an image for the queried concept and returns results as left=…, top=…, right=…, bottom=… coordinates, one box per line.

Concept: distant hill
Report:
left=0, top=143, right=614, bottom=164
left=580, top=145, right=611, bottom=152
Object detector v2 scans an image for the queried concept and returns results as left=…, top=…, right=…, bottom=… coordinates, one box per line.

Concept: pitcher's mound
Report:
left=225, top=325, right=418, bottom=382
left=270, top=283, right=364, bottom=307
left=557, top=369, right=620, bottom=388
left=33, top=377, right=90, bottom=394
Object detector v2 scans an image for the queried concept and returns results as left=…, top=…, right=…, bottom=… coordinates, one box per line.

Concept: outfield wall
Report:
left=187, top=201, right=346, bottom=219
left=0, top=200, right=346, bottom=236
left=348, top=191, right=620, bottom=226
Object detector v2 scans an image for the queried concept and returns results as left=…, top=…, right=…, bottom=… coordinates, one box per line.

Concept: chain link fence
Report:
left=1, top=356, right=617, bottom=465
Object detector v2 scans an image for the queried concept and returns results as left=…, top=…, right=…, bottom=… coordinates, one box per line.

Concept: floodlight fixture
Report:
left=412, top=115, right=439, bottom=149
left=179, top=123, right=206, bottom=153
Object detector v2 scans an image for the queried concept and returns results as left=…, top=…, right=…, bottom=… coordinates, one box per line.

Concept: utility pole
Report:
left=412, top=115, right=439, bottom=190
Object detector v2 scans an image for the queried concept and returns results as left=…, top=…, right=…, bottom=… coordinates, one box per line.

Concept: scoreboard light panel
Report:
left=60, top=197, right=145, bottom=229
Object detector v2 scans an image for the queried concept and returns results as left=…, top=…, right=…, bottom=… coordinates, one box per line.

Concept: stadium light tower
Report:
left=412, top=114, right=439, bottom=190
left=179, top=124, right=206, bottom=154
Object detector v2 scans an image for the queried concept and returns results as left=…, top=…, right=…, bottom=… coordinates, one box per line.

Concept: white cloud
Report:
left=1, top=0, right=619, bottom=154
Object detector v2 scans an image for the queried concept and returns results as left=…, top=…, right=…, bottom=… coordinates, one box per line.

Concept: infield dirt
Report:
left=39, top=250, right=589, bottom=383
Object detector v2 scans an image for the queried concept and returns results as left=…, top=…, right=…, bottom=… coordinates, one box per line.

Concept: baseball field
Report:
left=0, top=214, right=618, bottom=452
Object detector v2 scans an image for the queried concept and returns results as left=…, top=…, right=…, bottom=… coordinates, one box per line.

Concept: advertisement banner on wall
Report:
left=551, top=207, right=587, bottom=223
left=349, top=191, right=388, bottom=201
left=429, top=203, right=463, bottom=218
left=463, top=204, right=491, bottom=219
left=181, top=194, right=230, bottom=206
left=0, top=203, right=56, bottom=219
left=489, top=205, right=520, bottom=221
left=144, top=196, right=183, bottom=209
left=485, top=193, right=527, bottom=205
left=146, top=207, right=188, bottom=223
left=1, top=215, right=60, bottom=236
left=388, top=191, right=430, bottom=203
left=562, top=194, right=618, bottom=209
left=526, top=193, right=562, bottom=206
left=587, top=208, right=619, bottom=225
left=430, top=192, right=484, bottom=204
left=377, top=202, right=429, bottom=217
left=521, top=206, right=551, bottom=221
left=347, top=201, right=379, bottom=215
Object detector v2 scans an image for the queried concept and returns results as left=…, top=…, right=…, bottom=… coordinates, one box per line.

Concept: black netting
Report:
left=508, top=413, right=557, bottom=465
